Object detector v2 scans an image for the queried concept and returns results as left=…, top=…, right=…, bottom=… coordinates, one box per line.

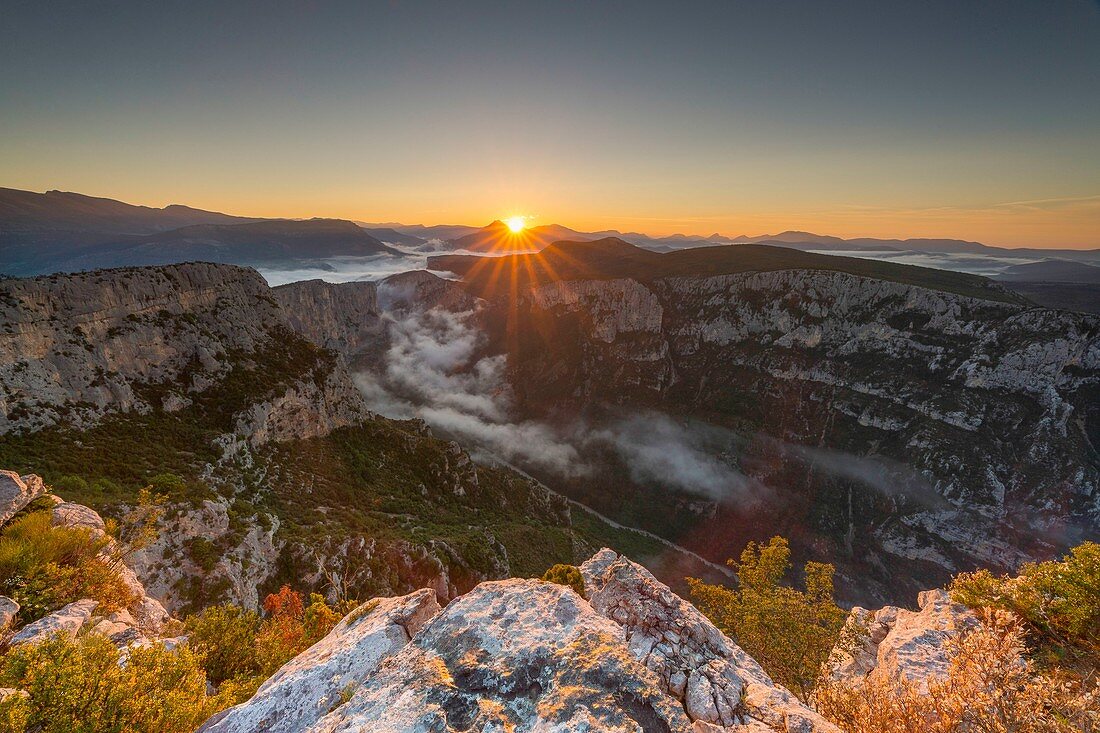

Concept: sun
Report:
left=504, top=216, right=526, bottom=233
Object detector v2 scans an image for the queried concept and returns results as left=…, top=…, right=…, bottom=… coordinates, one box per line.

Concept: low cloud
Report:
left=354, top=298, right=944, bottom=507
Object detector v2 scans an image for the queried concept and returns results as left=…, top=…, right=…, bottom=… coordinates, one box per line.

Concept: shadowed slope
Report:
left=430, top=239, right=1029, bottom=305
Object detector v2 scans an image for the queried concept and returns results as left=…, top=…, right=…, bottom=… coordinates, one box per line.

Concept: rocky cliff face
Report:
left=826, top=588, right=977, bottom=693
left=202, top=550, right=837, bottom=733
left=272, top=279, right=382, bottom=359
left=0, top=264, right=595, bottom=616
left=0, top=262, right=368, bottom=438
left=493, top=269, right=1100, bottom=602
left=273, top=271, right=476, bottom=369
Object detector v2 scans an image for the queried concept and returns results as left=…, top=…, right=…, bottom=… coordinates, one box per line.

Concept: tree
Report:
left=687, top=536, right=851, bottom=700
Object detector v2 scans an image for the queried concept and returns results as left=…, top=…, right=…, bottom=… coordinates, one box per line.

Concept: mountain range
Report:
left=5, top=186, right=1099, bottom=280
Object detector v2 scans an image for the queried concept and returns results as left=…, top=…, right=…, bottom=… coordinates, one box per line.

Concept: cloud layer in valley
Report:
left=352, top=298, right=935, bottom=507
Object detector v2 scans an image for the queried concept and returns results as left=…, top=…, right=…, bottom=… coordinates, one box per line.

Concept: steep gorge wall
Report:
left=0, top=262, right=368, bottom=438
left=496, top=269, right=1100, bottom=600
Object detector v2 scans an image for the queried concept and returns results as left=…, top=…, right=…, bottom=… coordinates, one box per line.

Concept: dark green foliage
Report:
left=184, top=605, right=263, bottom=686
left=541, top=564, right=586, bottom=598
left=950, top=541, right=1100, bottom=678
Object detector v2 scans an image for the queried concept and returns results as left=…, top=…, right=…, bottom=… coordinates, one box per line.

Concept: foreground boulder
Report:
left=582, top=549, right=839, bottom=733
left=8, top=599, right=98, bottom=647
left=308, top=578, right=689, bottom=733
left=827, top=588, right=977, bottom=692
left=204, top=550, right=840, bottom=733
left=0, top=471, right=46, bottom=526
left=201, top=590, right=440, bottom=733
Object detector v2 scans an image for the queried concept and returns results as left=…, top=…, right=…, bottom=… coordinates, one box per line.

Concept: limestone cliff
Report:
left=493, top=268, right=1100, bottom=602
left=0, top=262, right=368, bottom=439
left=272, top=279, right=382, bottom=358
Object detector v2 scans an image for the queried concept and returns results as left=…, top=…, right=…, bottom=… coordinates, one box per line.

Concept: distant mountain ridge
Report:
left=0, top=187, right=252, bottom=233
left=4, top=186, right=1099, bottom=277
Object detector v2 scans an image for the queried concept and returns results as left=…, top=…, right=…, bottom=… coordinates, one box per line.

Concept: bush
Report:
left=183, top=604, right=262, bottom=686
left=0, top=511, right=134, bottom=625
left=950, top=541, right=1099, bottom=675
left=814, top=609, right=1099, bottom=733
left=184, top=586, right=343, bottom=697
left=687, top=536, right=851, bottom=700
left=0, top=633, right=218, bottom=733
left=541, top=564, right=586, bottom=599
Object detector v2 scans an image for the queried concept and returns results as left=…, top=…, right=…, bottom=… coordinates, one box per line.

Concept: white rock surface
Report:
left=8, top=599, right=97, bottom=646
left=828, top=588, right=977, bottom=692
left=0, top=471, right=47, bottom=526
left=581, top=549, right=840, bottom=733
left=51, top=501, right=107, bottom=535
left=200, top=590, right=439, bottom=733
left=0, top=596, right=19, bottom=629
left=307, top=578, right=690, bottom=733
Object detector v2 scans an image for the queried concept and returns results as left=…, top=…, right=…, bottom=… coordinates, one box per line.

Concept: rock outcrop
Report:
left=8, top=599, right=98, bottom=647
left=581, top=549, right=839, bottom=732
left=0, top=262, right=368, bottom=441
left=207, top=551, right=834, bottom=733
left=0, top=471, right=46, bottom=525
left=202, top=590, right=440, bottom=733
left=0, top=597, right=18, bottom=629
left=827, top=588, right=978, bottom=693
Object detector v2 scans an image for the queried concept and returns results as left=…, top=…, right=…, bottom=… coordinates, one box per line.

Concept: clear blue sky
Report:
left=2, top=0, right=1098, bottom=246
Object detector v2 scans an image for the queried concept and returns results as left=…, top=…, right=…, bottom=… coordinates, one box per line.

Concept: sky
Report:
left=2, top=0, right=1099, bottom=248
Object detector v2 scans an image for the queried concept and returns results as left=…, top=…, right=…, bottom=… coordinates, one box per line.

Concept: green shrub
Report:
left=0, top=634, right=217, bottom=733
left=50, top=475, right=88, bottom=496
left=950, top=541, right=1100, bottom=675
left=0, top=511, right=134, bottom=625
left=186, top=537, right=219, bottom=573
left=541, top=564, right=586, bottom=599
left=183, top=604, right=262, bottom=686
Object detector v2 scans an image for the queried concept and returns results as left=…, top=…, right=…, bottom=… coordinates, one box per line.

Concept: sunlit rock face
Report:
left=200, top=590, right=441, bottom=733
left=828, top=589, right=978, bottom=694
left=211, top=551, right=834, bottom=733
left=489, top=269, right=1099, bottom=603
left=0, top=262, right=368, bottom=438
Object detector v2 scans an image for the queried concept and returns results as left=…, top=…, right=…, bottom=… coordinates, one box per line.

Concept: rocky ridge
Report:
left=0, top=262, right=368, bottom=437
left=201, top=550, right=839, bottom=733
